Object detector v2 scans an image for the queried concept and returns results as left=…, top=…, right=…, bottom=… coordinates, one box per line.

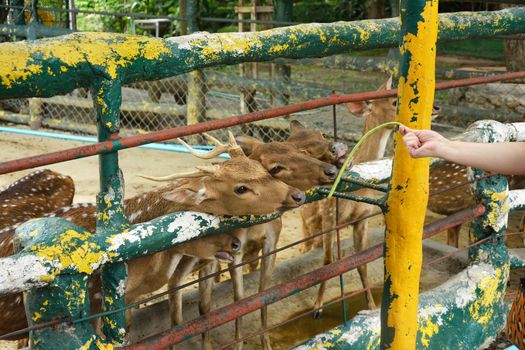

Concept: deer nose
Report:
left=291, top=191, right=305, bottom=205
left=231, top=238, right=241, bottom=251
left=323, top=165, right=338, bottom=179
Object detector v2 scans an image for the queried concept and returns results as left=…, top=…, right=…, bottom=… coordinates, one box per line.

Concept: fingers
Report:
left=402, top=133, right=421, bottom=153
left=399, top=125, right=413, bottom=136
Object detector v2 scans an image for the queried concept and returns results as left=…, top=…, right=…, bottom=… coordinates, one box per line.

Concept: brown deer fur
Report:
left=0, top=169, right=74, bottom=344
left=173, top=139, right=339, bottom=350
left=298, top=84, right=398, bottom=313
left=0, top=156, right=304, bottom=341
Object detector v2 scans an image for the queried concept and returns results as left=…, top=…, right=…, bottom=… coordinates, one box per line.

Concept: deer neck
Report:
left=124, top=186, right=187, bottom=224
left=353, top=115, right=393, bottom=164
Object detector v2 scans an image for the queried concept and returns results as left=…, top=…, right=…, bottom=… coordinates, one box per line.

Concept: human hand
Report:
left=399, top=125, right=450, bottom=158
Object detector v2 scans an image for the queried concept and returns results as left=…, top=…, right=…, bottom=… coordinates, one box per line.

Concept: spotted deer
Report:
left=297, top=81, right=443, bottom=316
left=298, top=80, right=399, bottom=314
left=175, top=132, right=340, bottom=350
left=0, top=136, right=305, bottom=343
left=428, top=163, right=525, bottom=247
left=0, top=169, right=75, bottom=232
left=0, top=169, right=74, bottom=346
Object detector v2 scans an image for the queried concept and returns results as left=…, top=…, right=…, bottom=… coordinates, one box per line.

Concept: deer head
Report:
left=173, top=233, right=241, bottom=263
left=142, top=132, right=305, bottom=216
left=286, top=120, right=348, bottom=168
left=234, top=136, right=338, bottom=191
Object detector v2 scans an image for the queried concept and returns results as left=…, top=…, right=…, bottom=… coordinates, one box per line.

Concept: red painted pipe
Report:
left=119, top=204, right=485, bottom=350
left=1, top=71, right=525, bottom=175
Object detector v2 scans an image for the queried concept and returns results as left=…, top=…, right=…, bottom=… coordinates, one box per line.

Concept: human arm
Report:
left=399, top=126, right=525, bottom=175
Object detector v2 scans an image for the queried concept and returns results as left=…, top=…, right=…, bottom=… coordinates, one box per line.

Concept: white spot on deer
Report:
left=128, top=210, right=143, bottom=223
left=195, top=188, right=207, bottom=204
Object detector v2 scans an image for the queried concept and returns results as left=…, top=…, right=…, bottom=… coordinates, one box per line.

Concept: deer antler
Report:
left=138, top=165, right=218, bottom=182
left=177, top=131, right=245, bottom=159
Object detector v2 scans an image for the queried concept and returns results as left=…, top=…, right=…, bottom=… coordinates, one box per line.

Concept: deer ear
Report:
left=289, top=120, right=306, bottom=133
left=377, top=76, right=393, bottom=91
left=162, top=187, right=208, bottom=206
left=235, top=135, right=263, bottom=156
left=346, top=101, right=367, bottom=117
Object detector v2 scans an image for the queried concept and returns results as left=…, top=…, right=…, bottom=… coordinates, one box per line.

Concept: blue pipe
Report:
left=0, top=127, right=230, bottom=158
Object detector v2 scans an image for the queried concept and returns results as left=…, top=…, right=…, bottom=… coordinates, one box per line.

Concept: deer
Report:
left=295, top=80, right=445, bottom=317
left=0, top=169, right=75, bottom=231
left=0, top=169, right=75, bottom=347
left=0, top=134, right=306, bottom=345
left=173, top=132, right=340, bottom=350
left=296, top=80, right=400, bottom=315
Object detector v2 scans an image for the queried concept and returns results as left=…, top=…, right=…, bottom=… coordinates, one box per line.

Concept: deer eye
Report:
left=234, top=186, right=248, bottom=194
left=392, top=100, right=398, bottom=107
left=270, top=166, right=284, bottom=175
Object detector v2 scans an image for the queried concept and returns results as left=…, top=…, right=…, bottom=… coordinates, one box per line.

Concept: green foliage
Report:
left=292, top=0, right=366, bottom=23
left=75, top=0, right=130, bottom=32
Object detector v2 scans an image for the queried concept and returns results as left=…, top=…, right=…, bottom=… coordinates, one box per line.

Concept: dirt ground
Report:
left=0, top=127, right=523, bottom=349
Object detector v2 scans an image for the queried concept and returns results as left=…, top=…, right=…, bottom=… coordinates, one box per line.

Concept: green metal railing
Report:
left=0, top=7, right=525, bottom=349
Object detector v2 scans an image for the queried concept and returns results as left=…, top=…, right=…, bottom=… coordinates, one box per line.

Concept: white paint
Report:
left=509, top=189, right=525, bottom=210
left=351, top=159, right=392, bottom=182
left=167, top=212, right=220, bottom=244
left=294, top=261, right=499, bottom=349
left=467, top=120, right=511, bottom=143
left=340, top=310, right=381, bottom=345
left=0, top=255, right=50, bottom=294
left=107, top=225, right=156, bottom=251
left=418, top=304, right=448, bottom=326
left=510, top=122, right=525, bottom=142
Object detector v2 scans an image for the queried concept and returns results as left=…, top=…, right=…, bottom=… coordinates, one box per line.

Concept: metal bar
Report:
left=91, top=79, right=129, bottom=344
left=0, top=4, right=298, bottom=26
left=3, top=9, right=525, bottom=99
left=1, top=71, right=525, bottom=176
left=333, top=97, right=348, bottom=326
left=119, top=204, right=485, bottom=350
left=0, top=204, right=485, bottom=342
left=273, top=56, right=502, bottom=80
left=0, top=23, right=72, bottom=38
left=381, top=0, right=439, bottom=348
left=316, top=188, right=385, bottom=208
left=340, top=177, right=389, bottom=192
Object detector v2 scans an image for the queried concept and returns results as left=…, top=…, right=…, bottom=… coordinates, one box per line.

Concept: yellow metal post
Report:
left=381, top=1, right=439, bottom=349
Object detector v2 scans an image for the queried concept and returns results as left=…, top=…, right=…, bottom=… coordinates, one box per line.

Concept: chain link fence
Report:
left=1, top=4, right=524, bottom=147
left=0, top=61, right=389, bottom=145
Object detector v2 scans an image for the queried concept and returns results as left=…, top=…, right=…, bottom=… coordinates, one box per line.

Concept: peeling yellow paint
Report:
left=79, top=338, right=94, bottom=350
left=32, top=311, right=42, bottom=321
left=366, top=336, right=380, bottom=350
left=469, top=266, right=505, bottom=325
left=268, top=44, right=290, bottom=54
left=0, top=32, right=171, bottom=88
left=383, top=1, right=438, bottom=349
left=419, top=315, right=439, bottom=347
left=103, top=316, right=117, bottom=329
left=31, top=228, right=115, bottom=279
left=95, top=340, right=114, bottom=350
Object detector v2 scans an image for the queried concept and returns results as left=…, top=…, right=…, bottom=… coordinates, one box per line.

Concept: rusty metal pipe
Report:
left=119, top=204, right=485, bottom=350
left=1, top=72, right=525, bottom=175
